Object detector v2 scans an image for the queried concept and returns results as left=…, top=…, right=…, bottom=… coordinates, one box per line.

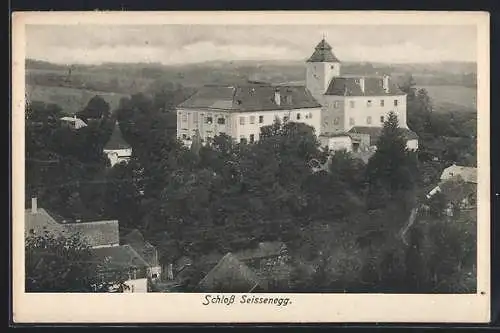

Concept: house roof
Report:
left=432, top=178, right=477, bottom=204
left=25, top=208, right=66, bottom=236
left=104, top=122, right=131, bottom=151
left=90, top=245, right=150, bottom=272
left=306, top=38, right=341, bottom=63
left=177, top=84, right=321, bottom=112
left=25, top=206, right=120, bottom=248
left=64, top=220, right=120, bottom=248
left=234, top=241, right=287, bottom=262
left=325, top=76, right=405, bottom=96
left=440, top=164, right=477, bottom=184
left=60, top=117, right=88, bottom=129
left=196, top=253, right=261, bottom=292
left=122, top=229, right=160, bottom=267
left=348, top=126, right=419, bottom=146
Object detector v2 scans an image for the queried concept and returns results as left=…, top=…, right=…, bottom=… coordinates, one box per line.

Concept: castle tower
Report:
left=305, top=38, right=341, bottom=103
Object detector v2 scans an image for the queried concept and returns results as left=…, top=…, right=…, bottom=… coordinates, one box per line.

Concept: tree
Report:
left=25, top=232, right=128, bottom=292
left=78, top=95, right=110, bottom=121
left=366, top=112, right=417, bottom=211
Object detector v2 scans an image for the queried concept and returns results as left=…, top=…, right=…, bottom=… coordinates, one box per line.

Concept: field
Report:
left=417, top=85, right=477, bottom=113
left=26, top=84, right=129, bottom=115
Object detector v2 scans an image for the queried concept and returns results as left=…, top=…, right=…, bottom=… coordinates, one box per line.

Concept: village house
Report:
left=25, top=198, right=153, bottom=292
left=60, top=115, right=88, bottom=130
left=176, top=37, right=418, bottom=152
left=425, top=164, right=477, bottom=216
left=196, top=253, right=266, bottom=293
left=103, top=122, right=132, bottom=167
left=122, top=229, right=162, bottom=281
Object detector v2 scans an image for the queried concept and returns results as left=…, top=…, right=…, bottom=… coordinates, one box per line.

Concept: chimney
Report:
left=382, top=74, right=390, bottom=93
left=358, top=77, right=365, bottom=94
left=274, top=88, right=281, bottom=106
left=31, top=197, right=37, bottom=214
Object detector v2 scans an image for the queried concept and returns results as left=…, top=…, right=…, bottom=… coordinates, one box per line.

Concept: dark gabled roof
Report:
left=90, top=244, right=150, bottom=271
left=64, top=220, right=120, bottom=248
left=25, top=207, right=120, bottom=248
left=234, top=242, right=287, bottom=262
left=177, top=84, right=321, bottom=112
left=307, top=38, right=340, bottom=63
left=348, top=126, right=419, bottom=146
left=325, top=76, right=405, bottom=96
left=104, top=122, right=131, bottom=150
left=122, top=229, right=160, bottom=267
left=196, top=253, right=262, bottom=293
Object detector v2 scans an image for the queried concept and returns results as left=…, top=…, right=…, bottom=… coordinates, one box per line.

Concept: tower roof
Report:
left=307, top=38, right=340, bottom=63
left=104, top=122, right=131, bottom=150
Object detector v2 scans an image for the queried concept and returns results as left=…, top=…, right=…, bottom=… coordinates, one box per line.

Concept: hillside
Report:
left=25, top=58, right=478, bottom=114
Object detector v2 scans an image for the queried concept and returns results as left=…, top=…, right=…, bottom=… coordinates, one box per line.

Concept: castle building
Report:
left=176, top=38, right=418, bottom=152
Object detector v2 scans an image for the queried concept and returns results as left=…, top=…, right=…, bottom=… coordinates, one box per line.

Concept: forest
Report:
left=25, top=75, right=477, bottom=293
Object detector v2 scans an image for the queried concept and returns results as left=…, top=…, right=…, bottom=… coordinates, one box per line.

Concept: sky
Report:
left=25, top=24, right=477, bottom=65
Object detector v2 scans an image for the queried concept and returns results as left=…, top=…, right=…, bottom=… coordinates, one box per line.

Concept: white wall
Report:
left=306, top=62, right=340, bottom=102
left=124, top=278, right=148, bottom=293
left=104, top=148, right=132, bottom=167
left=232, top=108, right=322, bottom=142
left=318, top=136, right=352, bottom=152
left=344, top=95, right=408, bottom=131
left=177, top=108, right=322, bottom=144
left=406, top=139, right=419, bottom=151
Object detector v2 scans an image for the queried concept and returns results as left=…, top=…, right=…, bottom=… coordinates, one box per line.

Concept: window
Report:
left=349, top=117, right=355, bottom=126
left=349, top=101, right=355, bottom=108
left=217, top=117, right=225, bottom=125
left=305, top=112, right=313, bottom=119
left=380, top=116, right=385, bottom=123
left=205, top=116, right=213, bottom=124
left=249, top=134, right=255, bottom=143
left=240, top=136, right=247, bottom=144
left=394, top=99, right=398, bottom=106
left=283, top=115, right=289, bottom=122
left=250, top=116, right=255, bottom=124
left=334, top=101, right=340, bottom=108
left=181, top=114, right=188, bottom=122
left=333, top=117, right=339, bottom=125
left=296, top=113, right=301, bottom=120
left=367, top=116, right=372, bottom=124
left=182, top=134, right=187, bottom=139
left=152, top=274, right=158, bottom=279
left=380, top=99, right=385, bottom=107
left=259, top=115, right=264, bottom=123
left=367, top=100, right=372, bottom=107
left=331, top=65, right=334, bottom=69
left=239, top=116, right=245, bottom=125
left=131, top=285, right=135, bottom=292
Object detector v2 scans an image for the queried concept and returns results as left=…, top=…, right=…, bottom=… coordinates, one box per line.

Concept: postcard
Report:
left=11, top=10, right=490, bottom=323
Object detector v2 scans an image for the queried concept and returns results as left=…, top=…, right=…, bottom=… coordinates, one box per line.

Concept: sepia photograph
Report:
left=12, top=11, right=490, bottom=323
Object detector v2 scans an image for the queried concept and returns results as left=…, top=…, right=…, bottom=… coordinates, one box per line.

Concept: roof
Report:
left=60, top=117, right=88, bottom=129
left=90, top=245, right=150, bottom=272
left=177, top=84, right=321, bottom=112
left=104, top=122, right=131, bottom=150
left=325, top=76, right=405, bottom=96
left=122, top=229, right=160, bottom=267
left=196, top=253, right=262, bottom=292
left=25, top=208, right=66, bottom=236
left=234, top=241, right=287, bottom=262
left=307, top=38, right=340, bottom=63
left=64, top=220, right=120, bottom=248
left=25, top=206, right=119, bottom=248
left=348, top=126, right=419, bottom=146
left=440, top=164, right=477, bottom=184
left=440, top=179, right=477, bottom=202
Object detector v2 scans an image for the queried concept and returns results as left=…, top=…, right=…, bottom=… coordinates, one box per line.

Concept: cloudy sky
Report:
left=25, top=24, right=477, bottom=65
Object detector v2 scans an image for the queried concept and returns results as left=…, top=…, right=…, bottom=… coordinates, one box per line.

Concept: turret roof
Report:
left=307, top=38, right=341, bottom=63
